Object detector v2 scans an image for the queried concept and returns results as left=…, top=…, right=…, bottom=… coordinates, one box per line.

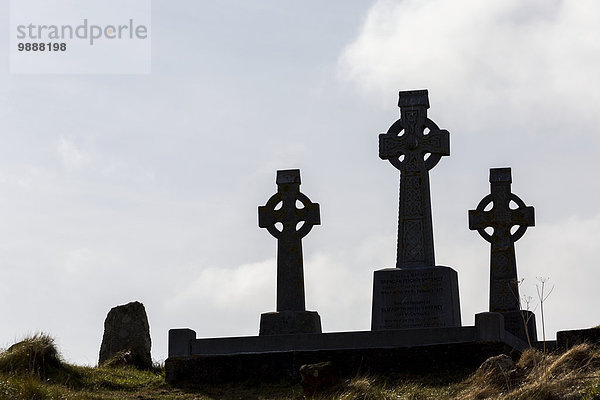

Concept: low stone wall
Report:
left=165, top=341, right=517, bottom=384
left=165, top=312, right=528, bottom=384
left=557, top=327, right=600, bottom=348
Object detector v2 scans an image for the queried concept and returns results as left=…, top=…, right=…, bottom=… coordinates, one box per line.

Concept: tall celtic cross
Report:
left=379, top=90, right=449, bottom=268
left=469, top=168, right=535, bottom=312
left=258, top=169, right=320, bottom=312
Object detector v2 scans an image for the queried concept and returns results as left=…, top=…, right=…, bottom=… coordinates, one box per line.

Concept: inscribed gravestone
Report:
left=469, top=167, right=537, bottom=342
left=258, top=169, right=322, bottom=335
left=371, top=90, right=461, bottom=330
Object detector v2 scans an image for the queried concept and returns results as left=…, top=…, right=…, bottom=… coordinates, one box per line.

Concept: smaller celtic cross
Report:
left=258, top=169, right=320, bottom=312
left=469, top=168, right=535, bottom=312
left=379, top=90, right=450, bottom=268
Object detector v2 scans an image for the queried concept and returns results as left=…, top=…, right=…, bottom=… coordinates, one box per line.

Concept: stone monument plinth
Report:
left=371, top=90, right=461, bottom=330
left=372, top=266, right=460, bottom=329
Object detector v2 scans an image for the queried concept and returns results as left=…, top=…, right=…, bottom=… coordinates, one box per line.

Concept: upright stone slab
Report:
left=469, top=167, right=537, bottom=342
left=371, top=90, right=461, bottom=330
left=258, top=169, right=322, bottom=335
left=99, top=301, right=152, bottom=369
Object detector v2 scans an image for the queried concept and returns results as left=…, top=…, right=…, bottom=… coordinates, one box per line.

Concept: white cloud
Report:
left=166, top=259, right=275, bottom=315
left=56, top=134, right=155, bottom=184
left=98, top=159, right=156, bottom=184
left=304, top=252, right=373, bottom=331
left=62, top=247, right=96, bottom=275
left=58, top=136, right=90, bottom=169
left=339, top=0, right=600, bottom=131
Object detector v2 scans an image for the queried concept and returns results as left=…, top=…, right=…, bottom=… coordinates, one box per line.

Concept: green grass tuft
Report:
left=78, top=364, right=164, bottom=391
left=0, top=333, right=73, bottom=382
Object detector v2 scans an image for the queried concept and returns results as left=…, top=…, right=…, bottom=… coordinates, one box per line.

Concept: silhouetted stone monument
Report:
left=99, top=301, right=152, bottom=369
left=371, top=90, right=461, bottom=330
left=258, top=169, right=322, bottom=335
left=469, top=167, right=537, bottom=342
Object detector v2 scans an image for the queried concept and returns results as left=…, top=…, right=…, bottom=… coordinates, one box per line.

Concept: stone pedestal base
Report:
left=500, top=310, right=537, bottom=343
left=259, top=311, right=322, bottom=336
left=371, top=266, right=461, bottom=330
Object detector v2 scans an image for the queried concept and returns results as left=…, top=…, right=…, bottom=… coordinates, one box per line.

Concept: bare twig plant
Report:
left=515, top=278, right=539, bottom=349
left=535, top=276, right=555, bottom=384
left=536, top=277, right=555, bottom=354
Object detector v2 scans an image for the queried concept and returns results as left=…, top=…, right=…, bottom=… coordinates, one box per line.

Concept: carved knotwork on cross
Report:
left=469, top=167, right=535, bottom=312
left=258, top=169, right=320, bottom=312
left=379, top=90, right=450, bottom=268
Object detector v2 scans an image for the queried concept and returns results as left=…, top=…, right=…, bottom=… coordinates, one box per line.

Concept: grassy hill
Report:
left=1, top=334, right=600, bottom=399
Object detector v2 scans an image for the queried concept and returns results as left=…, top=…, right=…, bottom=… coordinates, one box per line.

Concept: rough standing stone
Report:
left=479, top=354, right=516, bottom=374
left=258, top=169, right=322, bottom=335
left=300, top=361, right=339, bottom=395
left=99, top=301, right=152, bottom=369
left=469, top=168, right=537, bottom=342
left=372, top=90, right=461, bottom=330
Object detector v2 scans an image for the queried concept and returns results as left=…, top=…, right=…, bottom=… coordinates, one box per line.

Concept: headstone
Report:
left=371, top=89, right=461, bottom=330
left=258, top=169, right=322, bottom=335
left=469, top=167, right=536, bottom=342
left=99, top=301, right=152, bottom=369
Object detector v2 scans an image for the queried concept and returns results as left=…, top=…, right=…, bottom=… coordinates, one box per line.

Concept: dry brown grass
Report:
left=454, top=343, right=600, bottom=400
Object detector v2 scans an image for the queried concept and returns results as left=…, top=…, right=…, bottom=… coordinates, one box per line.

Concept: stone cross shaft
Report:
left=469, top=168, right=535, bottom=312
left=258, top=169, right=320, bottom=312
left=379, top=90, right=450, bottom=268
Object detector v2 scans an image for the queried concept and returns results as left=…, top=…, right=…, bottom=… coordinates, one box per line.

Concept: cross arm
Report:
left=509, top=206, right=535, bottom=228
left=297, top=203, right=321, bottom=225
left=468, top=209, right=493, bottom=230
left=379, top=134, right=408, bottom=159
left=294, top=200, right=320, bottom=239
left=258, top=206, right=283, bottom=228
left=420, top=129, right=450, bottom=155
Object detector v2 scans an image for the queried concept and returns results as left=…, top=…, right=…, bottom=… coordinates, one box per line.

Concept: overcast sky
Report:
left=1, top=0, right=600, bottom=365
